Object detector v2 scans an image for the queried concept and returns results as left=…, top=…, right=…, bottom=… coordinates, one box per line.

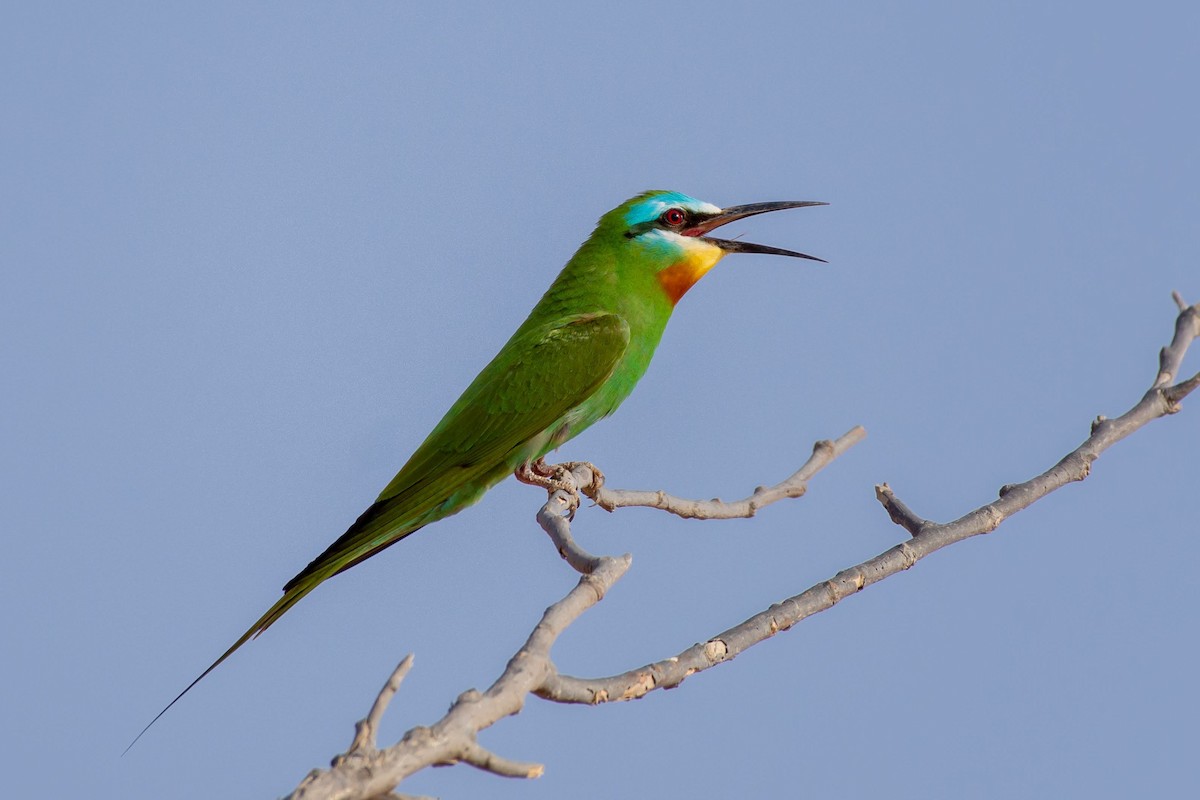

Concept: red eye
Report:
left=661, top=207, right=686, bottom=227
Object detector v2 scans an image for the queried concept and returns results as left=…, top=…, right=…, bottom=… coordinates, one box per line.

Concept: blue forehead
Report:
left=622, top=191, right=719, bottom=227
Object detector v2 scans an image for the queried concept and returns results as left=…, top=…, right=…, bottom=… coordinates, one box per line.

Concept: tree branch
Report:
left=534, top=426, right=866, bottom=575
left=340, top=654, right=414, bottom=760
left=289, top=557, right=632, bottom=799
left=538, top=293, right=1198, bottom=706
left=584, top=425, right=868, bottom=519
left=286, top=430, right=860, bottom=799
left=285, top=294, right=1196, bottom=799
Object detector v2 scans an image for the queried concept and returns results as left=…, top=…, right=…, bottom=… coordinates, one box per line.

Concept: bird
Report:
left=129, top=189, right=825, bottom=748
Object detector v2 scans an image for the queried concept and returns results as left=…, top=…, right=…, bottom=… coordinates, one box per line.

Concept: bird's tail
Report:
left=123, top=495, right=437, bottom=754
left=122, top=578, right=319, bottom=755
left=125, top=479, right=477, bottom=753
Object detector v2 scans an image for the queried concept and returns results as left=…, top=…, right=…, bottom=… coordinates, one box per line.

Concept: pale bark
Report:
left=287, top=295, right=1199, bottom=800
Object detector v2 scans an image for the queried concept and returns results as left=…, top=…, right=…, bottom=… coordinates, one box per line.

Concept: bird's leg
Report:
left=514, top=457, right=571, bottom=491
left=529, top=456, right=557, bottom=478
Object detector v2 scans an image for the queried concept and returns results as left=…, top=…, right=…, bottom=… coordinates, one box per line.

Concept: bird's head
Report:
left=605, top=190, right=826, bottom=304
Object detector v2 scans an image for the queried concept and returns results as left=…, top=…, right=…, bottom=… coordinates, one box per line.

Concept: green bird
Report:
left=131, top=189, right=824, bottom=746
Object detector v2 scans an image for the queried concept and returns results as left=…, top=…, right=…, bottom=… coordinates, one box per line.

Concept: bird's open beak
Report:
left=685, top=201, right=827, bottom=262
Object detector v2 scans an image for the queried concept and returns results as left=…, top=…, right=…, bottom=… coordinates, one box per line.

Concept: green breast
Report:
left=525, top=233, right=676, bottom=447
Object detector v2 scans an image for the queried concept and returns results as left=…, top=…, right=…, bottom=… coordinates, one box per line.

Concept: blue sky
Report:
left=4, top=3, right=1198, bottom=798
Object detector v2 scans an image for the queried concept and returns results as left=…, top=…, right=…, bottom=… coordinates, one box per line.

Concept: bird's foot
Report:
left=515, top=458, right=583, bottom=518
left=514, top=457, right=562, bottom=487
left=561, top=461, right=605, bottom=500
left=515, top=457, right=576, bottom=492
left=528, top=456, right=558, bottom=479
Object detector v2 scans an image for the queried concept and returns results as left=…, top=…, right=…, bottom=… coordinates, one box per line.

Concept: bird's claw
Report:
left=515, top=458, right=582, bottom=518
left=514, top=457, right=568, bottom=489
left=563, top=489, right=580, bottom=521
left=513, top=457, right=610, bottom=519
left=563, top=461, right=604, bottom=499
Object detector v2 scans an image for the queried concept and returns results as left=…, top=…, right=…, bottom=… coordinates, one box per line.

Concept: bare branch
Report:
left=536, top=473, right=607, bottom=574
left=287, top=296, right=1195, bottom=798
left=530, top=427, right=864, bottom=575
left=286, top=427, right=856, bottom=797
left=585, top=426, right=867, bottom=518
left=1166, top=370, right=1200, bottom=405
left=459, top=741, right=544, bottom=779
left=536, top=294, right=1198, bottom=707
left=287, top=557, right=631, bottom=799
left=874, top=483, right=926, bottom=536
left=342, top=654, right=414, bottom=759
left=1154, top=293, right=1200, bottom=388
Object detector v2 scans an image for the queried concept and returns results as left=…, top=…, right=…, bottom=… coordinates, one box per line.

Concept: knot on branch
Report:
left=703, top=639, right=729, bottom=663
left=980, top=505, right=1005, bottom=533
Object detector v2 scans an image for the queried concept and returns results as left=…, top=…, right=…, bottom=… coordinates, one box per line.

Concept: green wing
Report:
left=378, top=311, right=632, bottom=502
left=129, top=313, right=631, bottom=749
left=284, top=311, right=631, bottom=592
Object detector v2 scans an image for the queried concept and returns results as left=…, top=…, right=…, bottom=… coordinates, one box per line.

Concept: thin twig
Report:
left=585, top=426, right=867, bottom=518
left=874, top=483, right=926, bottom=536
left=459, top=740, right=544, bottom=779
left=1154, top=292, right=1200, bottom=388
left=343, top=654, right=414, bottom=758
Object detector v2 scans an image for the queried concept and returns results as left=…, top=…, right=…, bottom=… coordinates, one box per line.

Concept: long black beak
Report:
left=687, top=201, right=827, bottom=262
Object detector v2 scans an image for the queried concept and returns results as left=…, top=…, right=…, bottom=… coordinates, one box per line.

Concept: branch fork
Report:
left=288, top=293, right=1197, bottom=799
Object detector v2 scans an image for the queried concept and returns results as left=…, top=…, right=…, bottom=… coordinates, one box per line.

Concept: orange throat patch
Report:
left=656, top=243, right=726, bottom=305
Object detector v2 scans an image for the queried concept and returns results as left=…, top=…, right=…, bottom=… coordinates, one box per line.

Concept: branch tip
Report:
left=1165, top=371, right=1200, bottom=405
left=460, top=740, right=544, bottom=779
left=875, top=483, right=925, bottom=535
left=345, top=653, right=415, bottom=758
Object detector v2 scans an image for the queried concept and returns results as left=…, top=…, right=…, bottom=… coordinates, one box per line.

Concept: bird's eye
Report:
left=661, top=208, right=686, bottom=227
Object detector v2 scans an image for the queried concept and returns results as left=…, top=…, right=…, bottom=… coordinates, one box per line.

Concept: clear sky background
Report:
left=4, top=3, right=1198, bottom=798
